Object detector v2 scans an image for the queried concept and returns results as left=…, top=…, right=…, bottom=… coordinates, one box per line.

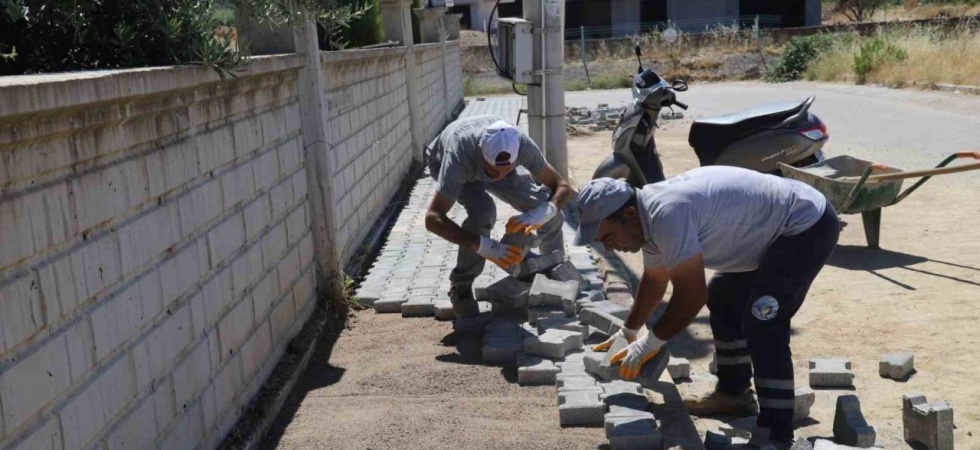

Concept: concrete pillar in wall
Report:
left=444, top=13, right=463, bottom=40
left=380, top=0, right=426, bottom=162
left=610, top=0, right=641, bottom=37
left=414, top=7, right=448, bottom=43
left=292, top=19, right=343, bottom=300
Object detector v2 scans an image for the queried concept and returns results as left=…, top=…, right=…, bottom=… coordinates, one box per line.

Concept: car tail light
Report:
left=799, top=120, right=828, bottom=141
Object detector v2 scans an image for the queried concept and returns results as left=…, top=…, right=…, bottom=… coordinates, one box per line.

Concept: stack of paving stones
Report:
left=352, top=167, right=668, bottom=448
left=566, top=104, right=621, bottom=132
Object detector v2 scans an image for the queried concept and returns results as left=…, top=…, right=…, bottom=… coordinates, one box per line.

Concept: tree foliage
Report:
left=833, top=0, right=889, bottom=22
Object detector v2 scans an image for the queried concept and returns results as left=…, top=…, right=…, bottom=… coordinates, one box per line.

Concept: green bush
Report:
left=765, top=34, right=836, bottom=82
left=852, top=37, right=908, bottom=83
left=336, top=0, right=382, bottom=48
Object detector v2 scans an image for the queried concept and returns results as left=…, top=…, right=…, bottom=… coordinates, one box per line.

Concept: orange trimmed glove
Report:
left=591, top=327, right=639, bottom=352
left=610, top=330, right=666, bottom=380
left=476, top=236, right=524, bottom=269
left=506, top=201, right=558, bottom=234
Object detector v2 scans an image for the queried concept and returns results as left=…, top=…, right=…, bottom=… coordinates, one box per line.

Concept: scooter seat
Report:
left=688, top=100, right=806, bottom=152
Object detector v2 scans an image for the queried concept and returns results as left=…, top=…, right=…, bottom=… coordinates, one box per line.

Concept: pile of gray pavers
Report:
left=468, top=250, right=673, bottom=450
left=566, top=104, right=620, bottom=132
left=708, top=351, right=953, bottom=450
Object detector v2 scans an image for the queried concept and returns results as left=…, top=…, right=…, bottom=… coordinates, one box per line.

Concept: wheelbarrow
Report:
left=779, top=151, right=980, bottom=249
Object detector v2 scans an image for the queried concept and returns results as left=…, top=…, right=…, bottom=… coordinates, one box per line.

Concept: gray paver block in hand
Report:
left=794, top=387, right=816, bottom=422
left=903, top=393, right=953, bottom=450
left=587, top=337, right=628, bottom=381
left=809, top=358, right=855, bottom=388
left=528, top=274, right=581, bottom=307
left=500, top=232, right=533, bottom=257
left=525, top=328, right=584, bottom=359
left=507, top=250, right=565, bottom=278
left=528, top=306, right=568, bottom=325
left=879, top=352, right=914, bottom=380
left=558, top=390, right=607, bottom=426
left=537, top=317, right=589, bottom=340
left=482, top=334, right=523, bottom=364
left=579, top=307, right=626, bottom=335
left=667, top=357, right=691, bottom=380
left=635, top=347, right=672, bottom=390
left=517, top=353, right=561, bottom=386
left=833, top=394, right=876, bottom=448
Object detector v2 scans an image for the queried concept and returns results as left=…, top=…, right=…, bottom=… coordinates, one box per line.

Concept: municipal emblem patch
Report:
left=751, top=296, right=779, bottom=321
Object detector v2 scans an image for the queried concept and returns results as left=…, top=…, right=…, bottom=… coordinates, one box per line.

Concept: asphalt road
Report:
left=559, top=81, right=980, bottom=180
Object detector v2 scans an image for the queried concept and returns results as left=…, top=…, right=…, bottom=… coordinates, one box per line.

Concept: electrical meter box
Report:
left=495, top=18, right=533, bottom=84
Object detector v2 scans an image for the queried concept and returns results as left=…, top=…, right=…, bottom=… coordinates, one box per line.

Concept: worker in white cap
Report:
left=573, top=168, right=839, bottom=449
left=424, top=115, right=574, bottom=318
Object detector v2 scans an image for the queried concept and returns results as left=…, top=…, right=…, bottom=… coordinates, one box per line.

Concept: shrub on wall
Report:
left=765, top=34, right=837, bottom=82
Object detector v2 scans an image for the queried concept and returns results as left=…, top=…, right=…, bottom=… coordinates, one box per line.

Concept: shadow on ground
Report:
left=827, top=245, right=980, bottom=290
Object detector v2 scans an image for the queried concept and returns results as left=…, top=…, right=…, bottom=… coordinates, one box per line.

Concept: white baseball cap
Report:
left=479, top=121, right=520, bottom=166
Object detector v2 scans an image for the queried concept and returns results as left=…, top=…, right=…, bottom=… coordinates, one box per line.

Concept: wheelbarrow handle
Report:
left=889, top=151, right=980, bottom=204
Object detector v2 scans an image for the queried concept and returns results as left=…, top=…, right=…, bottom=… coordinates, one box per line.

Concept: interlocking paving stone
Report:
left=528, top=274, right=581, bottom=307
left=667, top=357, right=691, bottom=380
left=517, top=353, right=561, bottom=386
left=401, top=296, right=436, bottom=317
left=903, top=393, right=954, bottom=450
left=483, top=334, right=523, bottom=364
left=527, top=306, right=568, bottom=325
left=879, top=352, right=914, bottom=380
left=795, top=387, right=816, bottom=422
left=433, top=300, right=454, bottom=321
left=525, top=328, right=584, bottom=359
left=810, top=358, right=855, bottom=388
left=833, top=394, right=876, bottom=448
left=558, top=390, right=607, bottom=427
left=579, top=307, right=626, bottom=335
left=537, top=317, right=589, bottom=340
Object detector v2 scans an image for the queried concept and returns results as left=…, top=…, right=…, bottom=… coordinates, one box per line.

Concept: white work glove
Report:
left=506, top=201, right=558, bottom=234
left=476, top=236, right=524, bottom=269
left=610, top=330, right=667, bottom=380
left=591, top=327, right=640, bottom=352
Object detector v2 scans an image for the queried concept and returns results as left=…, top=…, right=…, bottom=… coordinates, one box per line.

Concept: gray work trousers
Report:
left=429, top=166, right=565, bottom=286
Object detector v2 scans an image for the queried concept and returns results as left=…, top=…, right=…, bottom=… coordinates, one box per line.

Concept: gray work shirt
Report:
left=428, top=115, right=547, bottom=203
left=640, top=166, right=828, bottom=273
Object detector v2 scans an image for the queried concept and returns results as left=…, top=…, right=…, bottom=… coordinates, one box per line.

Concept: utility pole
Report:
left=523, top=0, right=568, bottom=179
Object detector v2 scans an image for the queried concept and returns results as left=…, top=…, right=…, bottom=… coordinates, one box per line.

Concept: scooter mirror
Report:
left=672, top=79, right=689, bottom=92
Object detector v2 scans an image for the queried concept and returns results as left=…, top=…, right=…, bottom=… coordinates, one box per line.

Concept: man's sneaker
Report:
left=449, top=284, right=479, bottom=318
left=683, top=388, right=759, bottom=417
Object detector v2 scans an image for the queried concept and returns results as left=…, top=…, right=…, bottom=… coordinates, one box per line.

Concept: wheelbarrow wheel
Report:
left=861, top=208, right=882, bottom=249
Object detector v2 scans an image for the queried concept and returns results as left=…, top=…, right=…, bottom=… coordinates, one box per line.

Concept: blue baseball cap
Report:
left=573, top=178, right=634, bottom=246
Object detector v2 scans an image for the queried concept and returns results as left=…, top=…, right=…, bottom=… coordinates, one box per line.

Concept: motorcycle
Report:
left=592, top=44, right=829, bottom=186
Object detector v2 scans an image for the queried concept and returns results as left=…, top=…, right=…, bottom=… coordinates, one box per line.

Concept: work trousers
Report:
left=707, top=206, right=839, bottom=443
left=428, top=163, right=565, bottom=286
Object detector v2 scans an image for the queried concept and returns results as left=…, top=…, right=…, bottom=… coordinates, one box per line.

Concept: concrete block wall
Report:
left=415, top=42, right=464, bottom=145
left=320, top=47, right=414, bottom=265
left=0, top=56, right=318, bottom=450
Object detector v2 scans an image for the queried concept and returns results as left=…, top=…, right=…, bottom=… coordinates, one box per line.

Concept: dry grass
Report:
left=822, top=1, right=980, bottom=25
left=806, top=21, right=980, bottom=87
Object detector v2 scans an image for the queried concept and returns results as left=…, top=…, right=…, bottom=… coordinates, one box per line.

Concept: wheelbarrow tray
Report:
left=779, top=155, right=904, bottom=214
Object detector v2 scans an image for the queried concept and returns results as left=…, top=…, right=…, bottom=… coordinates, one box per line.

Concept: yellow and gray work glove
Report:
left=477, top=236, right=524, bottom=270
left=591, top=327, right=639, bottom=352
left=610, top=330, right=666, bottom=380
left=506, top=201, right=558, bottom=234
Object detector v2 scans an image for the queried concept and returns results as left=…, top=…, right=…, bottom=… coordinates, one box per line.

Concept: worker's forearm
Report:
left=624, top=275, right=668, bottom=331
left=425, top=211, right=480, bottom=251
left=550, top=180, right=574, bottom=209
left=651, top=288, right=707, bottom=341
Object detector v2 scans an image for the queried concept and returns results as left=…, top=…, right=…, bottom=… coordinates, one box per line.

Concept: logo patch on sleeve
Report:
left=751, top=296, right=779, bottom=321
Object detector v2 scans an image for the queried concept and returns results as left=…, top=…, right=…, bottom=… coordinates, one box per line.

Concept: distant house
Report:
left=433, top=0, right=820, bottom=38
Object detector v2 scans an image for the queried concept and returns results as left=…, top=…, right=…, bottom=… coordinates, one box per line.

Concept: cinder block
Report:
left=525, top=328, right=584, bottom=359
left=583, top=300, right=631, bottom=320
left=667, top=357, right=691, bottom=380
left=599, top=380, right=648, bottom=410
left=517, top=353, right=561, bottom=386
left=903, top=393, right=953, bottom=450
left=486, top=277, right=530, bottom=309
left=240, top=321, right=273, bottom=379
left=433, top=300, right=454, bottom=321
left=607, top=413, right=662, bottom=450
left=809, top=358, right=854, bottom=388
left=537, top=317, right=589, bottom=341
left=528, top=306, right=566, bottom=326
left=547, top=259, right=590, bottom=291
left=558, top=390, right=606, bottom=426
left=400, top=296, right=435, bottom=317
left=57, top=354, right=135, bottom=450
left=171, top=339, right=213, bottom=409
left=372, top=295, right=408, bottom=313
left=579, top=307, right=626, bottom=336
left=528, top=274, right=581, bottom=308
left=879, top=352, right=914, bottom=380
left=833, top=394, right=876, bottom=448
left=795, top=387, right=816, bottom=422
left=483, top=334, right=523, bottom=364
